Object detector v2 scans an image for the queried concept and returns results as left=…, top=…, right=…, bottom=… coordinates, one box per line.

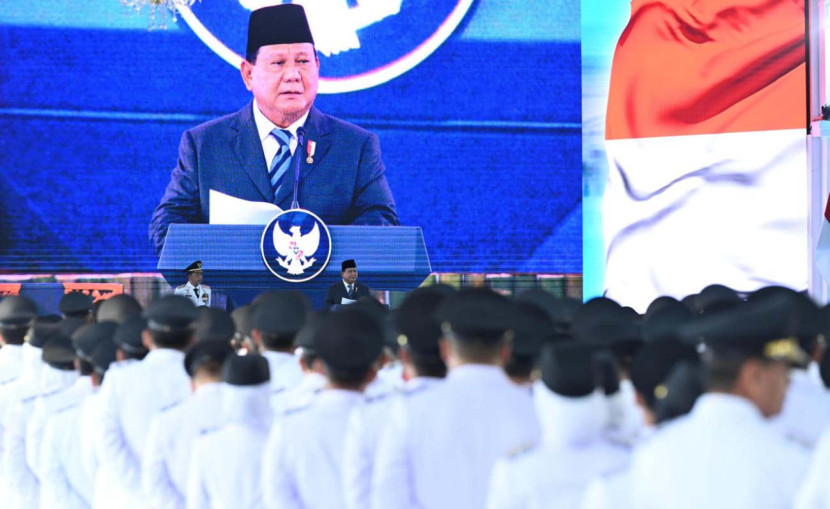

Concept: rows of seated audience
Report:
left=0, top=283, right=829, bottom=508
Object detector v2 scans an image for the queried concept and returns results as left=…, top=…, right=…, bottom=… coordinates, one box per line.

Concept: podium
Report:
left=157, top=224, right=432, bottom=308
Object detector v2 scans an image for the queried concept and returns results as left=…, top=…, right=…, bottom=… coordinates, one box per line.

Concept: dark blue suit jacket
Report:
left=149, top=103, right=398, bottom=255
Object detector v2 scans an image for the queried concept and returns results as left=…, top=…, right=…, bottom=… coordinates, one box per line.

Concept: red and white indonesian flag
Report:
left=603, top=0, right=808, bottom=311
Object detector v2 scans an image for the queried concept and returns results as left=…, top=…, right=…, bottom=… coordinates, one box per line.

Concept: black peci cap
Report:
left=195, top=308, right=236, bottom=343
left=222, top=354, right=270, bottom=386
left=572, top=298, right=643, bottom=359
left=0, top=295, right=38, bottom=330
left=653, top=362, right=705, bottom=424
left=42, top=335, right=77, bottom=370
left=434, top=287, right=514, bottom=342
left=252, top=291, right=310, bottom=336
left=643, top=301, right=695, bottom=344
left=693, top=284, right=742, bottom=316
left=247, top=4, right=315, bottom=56
left=58, top=318, right=87, bottom=346
left=184, top=339, right=235, bottom=377
left=143, top=295, right=199, bottom=333
left=295, top=310, right=328, bottom=353
left=59, top=292, right=93, bottom=317
left=231, top=305, right=255, bottom=341
left=314, top=308, right=384, bottom=371
left=72, top=322, right=118, bottom=362
left=341, top=259, right=357, bottom=272
left=97, top=294, right=142, bottom=325
left=540, top=342, right=597, bottom=398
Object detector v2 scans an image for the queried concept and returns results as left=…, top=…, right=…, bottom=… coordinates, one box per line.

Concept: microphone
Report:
left=291, top=127, right=305, bottom=210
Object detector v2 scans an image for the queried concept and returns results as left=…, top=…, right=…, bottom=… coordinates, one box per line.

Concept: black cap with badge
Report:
left=185, top=261, right=204, bottom=275
left=630, top=339, right=700, bottom=410
left=679, top=293, right=812, bottom=368
left=247, top=4, right=315, bottom=57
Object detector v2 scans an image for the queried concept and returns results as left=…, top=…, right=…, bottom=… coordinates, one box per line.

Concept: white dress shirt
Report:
left=343, top=377, right=440, bottom=509
left=371, top=364, right=541, bottom=509
left=0, top=344, right=23, bottom=386
left=487, top=385, right=630, bottom=509
left=630, top=393, right=809, bottom=509
left=263, top=388, right=365, bottom=509
left=253, top=99, right=310, bottom=167
left=27, top=375, right=90, bottom=479
left=771, top=368, right=830, bottom=448
left=174, top=282, right=211, bottom=308
left=143, top=382, right=225, bottom=509
left=261, top=351, right=304, bottom=414
left=39, top=396, right=94, bottom=509
left=604, top=379, right=645, bottom=447
left=795, top=427, right=830, bottom=509
left=98, top=349, right=190, bottom=507
left=187, top=383, right=272, bottom=509
left=278, top=372, right=327, bottom=416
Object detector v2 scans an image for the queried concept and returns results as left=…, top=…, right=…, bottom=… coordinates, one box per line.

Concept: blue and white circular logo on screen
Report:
left=261, top=209, right=332, bottom=282
left=176, top=0, right=474, bottom=93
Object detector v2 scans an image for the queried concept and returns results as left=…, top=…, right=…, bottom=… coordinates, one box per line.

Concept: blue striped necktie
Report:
left=269, top=128, right=292, bottom=202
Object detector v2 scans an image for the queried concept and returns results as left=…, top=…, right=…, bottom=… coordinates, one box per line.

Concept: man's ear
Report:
left=142, top=329, right=154, bottom=350
left=240, top=59, right=254, bottom=91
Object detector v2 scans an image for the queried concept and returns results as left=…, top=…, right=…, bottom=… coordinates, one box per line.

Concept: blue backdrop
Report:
left=0, top=0, right=580, bottom=274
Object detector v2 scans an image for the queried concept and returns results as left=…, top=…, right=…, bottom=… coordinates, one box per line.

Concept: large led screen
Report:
left=583, top=0, right=808, bottom=310
left=0, top=0, right=580, bottom=275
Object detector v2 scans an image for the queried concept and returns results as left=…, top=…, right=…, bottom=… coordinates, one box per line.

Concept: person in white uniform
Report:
left=345, top=286, right=450, bottom=509
left=263, top=307, right=384, bottom=509
left=581, top=337, right=702, bottom=509
left=371, top=288, right=541, bottom=509
left=97, top=296, right=196, bottom=508
left=187, top=354, right=273, bottom=509
left=630, top=294, right=813, bottom=509
left=143, top=339, right=234, bottom=509
left=488, top=341, right=631, bottom=509
left=84, top=338, right=119, bottom=509
left=250, top=292, right=307, bottom=412
left=39, top=323, right=112, bottom=509
left=174, top=261, right=211, bottom=308
left=0, top=312, right=51, bottom=501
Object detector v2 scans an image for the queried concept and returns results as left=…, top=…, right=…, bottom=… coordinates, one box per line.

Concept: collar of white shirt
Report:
left=447, top=364, right=510, bottom=384
left=253, top=99, right=310, bottom=158
left=342, top=280, right=356, bottom=292
left=185, top=281, right=200, bottom=292
left=691, top=393, right=764, bottom=423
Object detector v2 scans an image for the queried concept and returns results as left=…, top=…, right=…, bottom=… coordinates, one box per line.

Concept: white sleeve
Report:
left=98, top=372, right=141, bottom=494
left=342, top=408, right=370, bottom=509
left=185, top=438, right=210, bottom=509
left=795, top=430, right=830, bottom=509
left=79, top=398, right=100, bottom=480
left=4, top=401, right=39, bottom=504
left=142, top=415, right=184, bottom=509
left=486, top=459, right=521, bottom=509
left=39, top=420, right=85, bottom=509
left=262, top=422, right=302, bottom=509
left=25, top=402, right=45, bottom=478
left=370, top=399, right=420, bottom=509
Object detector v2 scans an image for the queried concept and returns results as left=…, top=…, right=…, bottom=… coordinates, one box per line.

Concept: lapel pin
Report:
left=306, top=139, right=316, bottom=164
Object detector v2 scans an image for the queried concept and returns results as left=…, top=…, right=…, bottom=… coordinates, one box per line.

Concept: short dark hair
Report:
left=193, top=359, right=224, bottom=381
left=504, top=354, right=535, bottom=381
left=120, top=348, right=147, bottom=361
left=149, top=329, right=192, bottom=350
left=324, top=361, right=371, bottom=391
left=447, top=333, right=506, bottom=364
left=1, top=328, right=27, bottom=346
left=703, top=349, right=748, bottom=392
left=409, top=350, right=447, bottom=379
left=260, top=332, right=294, bottom=352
